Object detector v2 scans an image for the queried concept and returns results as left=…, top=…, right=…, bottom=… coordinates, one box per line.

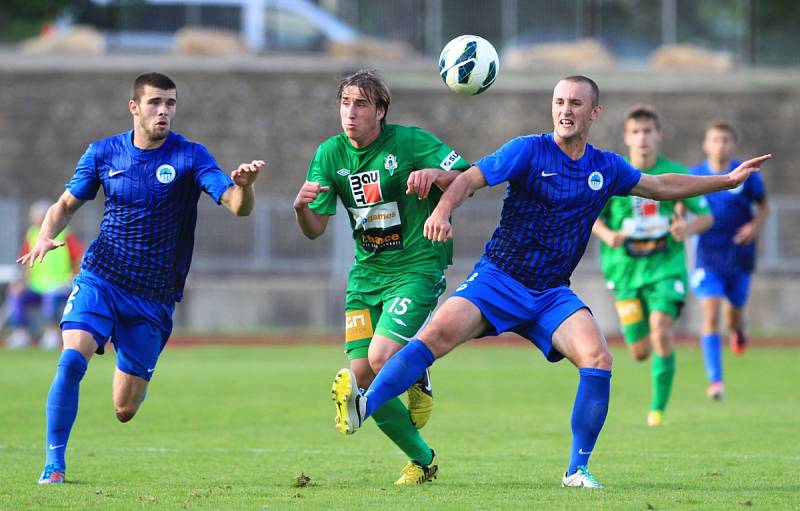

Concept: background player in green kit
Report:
left=293, top=69, right=469, bottom=484
left=592, top=105, right=713, bottom=427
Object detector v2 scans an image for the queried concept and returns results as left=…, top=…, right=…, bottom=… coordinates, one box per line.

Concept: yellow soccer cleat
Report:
left=395, top=451, right=438, bottom=485
left=647, top=410, right=663, bottom=427
left=331, top=368, right=365, bottom=435
left=407, top=369, right=433, bottom=429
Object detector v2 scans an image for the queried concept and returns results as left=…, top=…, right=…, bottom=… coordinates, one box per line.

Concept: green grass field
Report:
left=1, top=344, right=798, bottom=510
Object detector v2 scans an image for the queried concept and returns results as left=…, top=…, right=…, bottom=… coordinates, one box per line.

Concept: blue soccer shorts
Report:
left=60, top=270, right=175, bottom=381
left=452, top=258, right=589, bottom=362
left=690, top=267, right=751, bottom=308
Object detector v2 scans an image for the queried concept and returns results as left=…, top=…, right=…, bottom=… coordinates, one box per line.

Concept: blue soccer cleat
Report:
left=38, top=464, right=65, bottom=485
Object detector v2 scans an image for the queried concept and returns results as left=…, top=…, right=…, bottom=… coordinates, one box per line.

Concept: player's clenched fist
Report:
left=231, top=159, right=264, bottom=187
left=294, top=181, right=330, bottom=210
left=424, top=210, right=453, bottom=242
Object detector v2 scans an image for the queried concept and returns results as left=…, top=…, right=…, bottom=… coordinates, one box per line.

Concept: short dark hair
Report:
left=706, top=121, right=738, bottom=142
left=132, top=72, right=177, bottom=102
left=625, top=104, right=660, bottom=130
left=563, top=75, right=600, bottom=107
left=337, top=69, right=391, bottom=126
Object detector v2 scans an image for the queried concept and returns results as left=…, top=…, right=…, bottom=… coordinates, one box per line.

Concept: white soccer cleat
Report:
left=562, top=466, right=604, bottom=489
left=331, top=368, right=366, bottom=435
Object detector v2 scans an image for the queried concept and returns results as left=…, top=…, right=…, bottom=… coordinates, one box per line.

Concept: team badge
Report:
left=349, top=170, right=383, bottom=206
left=588, top=171, right=604, bottom=191
left=156, top=164, right=176, bottom=184
left=384, top=154, right=398, bottom=175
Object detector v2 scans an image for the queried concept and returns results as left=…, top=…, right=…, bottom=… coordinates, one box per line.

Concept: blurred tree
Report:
left=0, top=0, right=87, bottom=42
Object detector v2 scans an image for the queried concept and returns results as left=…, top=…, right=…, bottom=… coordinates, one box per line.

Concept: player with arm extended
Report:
left=689, top=122, right=769, bottom=400
left=591, top=105, right=713, bottom=427
left=294, top=69, right=469, bottom=485
left=329, top=75, right=770, bottom=489
left=21, top=72, right=263, bottom=485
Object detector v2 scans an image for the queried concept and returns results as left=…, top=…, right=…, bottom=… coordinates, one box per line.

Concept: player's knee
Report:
left=633, top=346, right=650, bottom=361
left=419, top=323, right=457, bottom=356
left=368, top=352, right=392, bottom=374
left=596, top=349, right=613, bottom=370
left=115, top=405, right=138, bottom=423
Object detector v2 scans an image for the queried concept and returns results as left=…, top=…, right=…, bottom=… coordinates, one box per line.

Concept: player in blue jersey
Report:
left=18, top=72, right=263, bottom=485
left=689, top=122, right=769, bottom=400
left=329, top=75, right=770, bottom=488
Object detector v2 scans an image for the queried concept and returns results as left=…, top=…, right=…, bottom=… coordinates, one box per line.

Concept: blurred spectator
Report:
left=5, top=200, right=83, bottom=349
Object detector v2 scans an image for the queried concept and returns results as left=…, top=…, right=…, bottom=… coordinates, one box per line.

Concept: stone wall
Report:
left=3, top=53, right=798, bottom=333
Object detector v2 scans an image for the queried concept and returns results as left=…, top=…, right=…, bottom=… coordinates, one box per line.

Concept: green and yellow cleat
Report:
left=331, top=368, right=365, bottom=435
left=407, top=368, right=433, bottom=429
left=395, top=451, right=438, bottom=485
left=647, top=410, right=664, bottom=427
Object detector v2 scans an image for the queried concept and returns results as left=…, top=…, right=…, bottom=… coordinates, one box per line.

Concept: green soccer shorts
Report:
left=343, top=265, right=446, bottom=360
left=613, top=277, right=687, bottom=344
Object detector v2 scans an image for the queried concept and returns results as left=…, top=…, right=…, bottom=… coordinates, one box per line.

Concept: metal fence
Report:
left=2, top=195, right=798, bottom=281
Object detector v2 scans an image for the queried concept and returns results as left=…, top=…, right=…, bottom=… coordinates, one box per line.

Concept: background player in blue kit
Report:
left=17, top=72, right=263, bottom=485
left=329, top=75, right=770, bottom=488
left=689, top=122, right=769, bottom=400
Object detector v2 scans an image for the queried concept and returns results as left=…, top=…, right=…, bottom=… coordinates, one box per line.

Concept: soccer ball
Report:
left=438, top=35, right=499, bottom=96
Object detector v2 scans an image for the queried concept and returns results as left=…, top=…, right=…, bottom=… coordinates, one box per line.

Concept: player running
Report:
left=293, top=69, right=469, bottom=485
left=329, top=75, right=770, bottom=489
left=690, top=122, right=769, bottom=400
left=21, top=72, right=263, bottom=485
left=592, top=105, right=713, bottom=427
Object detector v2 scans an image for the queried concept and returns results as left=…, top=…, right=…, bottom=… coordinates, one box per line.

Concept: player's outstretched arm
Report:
left=631, top=154, right=771, bottom=201
left=17, top=190, right=84, bottom=268
left=293, top=180, right=331, bottom=240
left=221, top=160, right=264, bottom=216
left=424, top=165, right=487, bottom=242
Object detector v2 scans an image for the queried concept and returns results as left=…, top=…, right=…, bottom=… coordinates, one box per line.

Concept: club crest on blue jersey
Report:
left=156, top=164, right=176, bottom=184
left=588, top=171, right=604, bottom=191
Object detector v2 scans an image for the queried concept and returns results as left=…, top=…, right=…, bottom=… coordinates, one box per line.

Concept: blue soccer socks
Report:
left=364, top=339, right=435, bottom=418
left=568, top=368, right=611, bottom=475
left=701, top=333, right=723, bottom=383
left=45, top=349, right=88, bottom=469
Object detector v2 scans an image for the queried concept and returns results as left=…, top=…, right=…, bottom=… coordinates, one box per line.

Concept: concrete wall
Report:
left=3, top=53, right=798, bottom=333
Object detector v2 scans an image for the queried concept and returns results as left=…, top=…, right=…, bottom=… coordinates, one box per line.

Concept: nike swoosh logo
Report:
left=424, top=372, right=432, bottom=392
left=147, top=368, right=155, bottom=373
left=578, top=448, right=592, bottom=455
left=109, top=169, right=127, bottom=177
left=49, top=444, right=65, bottom=450
left=541, top=171, right=558, bottom=177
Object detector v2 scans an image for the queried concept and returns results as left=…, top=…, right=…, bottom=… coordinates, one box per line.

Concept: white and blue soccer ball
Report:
left=438, top=35, right=499, bottom=96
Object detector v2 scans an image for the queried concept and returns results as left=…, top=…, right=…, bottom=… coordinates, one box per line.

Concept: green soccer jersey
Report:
left=598, top=156, right=711, bottom=290
left=307, top=124, right=470, bottom=275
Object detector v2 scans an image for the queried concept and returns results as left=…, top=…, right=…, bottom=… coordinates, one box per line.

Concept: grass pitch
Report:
left=0, top=343, right=797, bottom=510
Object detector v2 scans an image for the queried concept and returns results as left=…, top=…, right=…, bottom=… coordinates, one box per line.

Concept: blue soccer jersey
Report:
left=690, top=161, right=766, bottom=275
left=66, top=130, right=234, bottom=303
left=475, top=133, right=641, bottom=290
